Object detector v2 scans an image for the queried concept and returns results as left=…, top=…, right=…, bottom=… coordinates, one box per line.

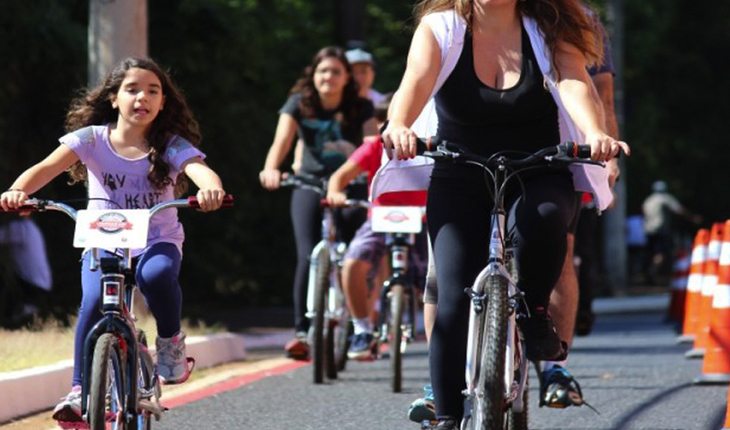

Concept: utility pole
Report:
left=335, top=0, right=365, bottom=49
left=88, top=0, right=148, bottom=86
left=603, top=0, right=628, bottom=294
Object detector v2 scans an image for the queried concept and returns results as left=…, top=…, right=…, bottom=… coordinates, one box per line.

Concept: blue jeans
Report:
left=72, top=242, right=182, bottom=386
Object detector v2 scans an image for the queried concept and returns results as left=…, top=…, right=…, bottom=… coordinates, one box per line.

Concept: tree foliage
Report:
left=0, top=0, right=727, bottom=316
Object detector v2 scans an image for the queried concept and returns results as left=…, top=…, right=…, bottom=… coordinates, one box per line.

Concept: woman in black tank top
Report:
left=383, top=1, right=630, bottom=426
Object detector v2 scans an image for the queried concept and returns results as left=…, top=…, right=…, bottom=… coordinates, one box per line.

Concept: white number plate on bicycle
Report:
left=371, top=206, right=423, bottom=233
left=73, top=210, right=150, bottom=249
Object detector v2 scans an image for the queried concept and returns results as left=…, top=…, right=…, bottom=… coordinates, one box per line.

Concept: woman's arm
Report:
left=0, top=144, right=80, bottom=210
left=182, top=157, right=225, bottom=212
left=382, top=21, right=442, bottom=159
left=259, top=113, right=298, bottom=190
left=554, top=42, right=629, bottom=161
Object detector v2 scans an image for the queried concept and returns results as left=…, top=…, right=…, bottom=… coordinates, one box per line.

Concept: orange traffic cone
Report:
left=678, top=228, right=710, bottom=343
left=696, top=220, right=730, bottom=383
left=687, top=222, right=725, bottom=359
left=667, top=246, right=690, bottom=324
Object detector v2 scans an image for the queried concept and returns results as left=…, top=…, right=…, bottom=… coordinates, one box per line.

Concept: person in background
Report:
left=327, top=94, right=428, bottom=360
left=259, top=46, right=377, bottom=360
left=346, top=47, right=387, bottom=106
left=642, top=180, right=702, bottom=285
left=626, top=213, right=647, bottom=284
left=571, top=5, right=621, bottom=337
left=0, top=216, right=53, bottom=324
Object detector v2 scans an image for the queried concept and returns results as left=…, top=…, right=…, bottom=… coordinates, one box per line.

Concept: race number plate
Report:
left=73, top=210, right=150, bottom=249
left=371, top=206, right=423, bottom=233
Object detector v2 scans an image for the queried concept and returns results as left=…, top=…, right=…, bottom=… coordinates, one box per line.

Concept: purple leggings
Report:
left=72, top=242, right=182, bottom=386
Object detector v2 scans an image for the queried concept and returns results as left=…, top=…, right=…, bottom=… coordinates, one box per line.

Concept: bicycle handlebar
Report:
left=1, top=195, right=235, bottom=220
left=413, top=138, right=599, bottom=170
left=279, top=175, right=370, bottom=209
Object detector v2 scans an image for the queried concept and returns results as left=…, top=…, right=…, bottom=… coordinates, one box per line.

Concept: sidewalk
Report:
left=0, top=293, right=670, bottom=424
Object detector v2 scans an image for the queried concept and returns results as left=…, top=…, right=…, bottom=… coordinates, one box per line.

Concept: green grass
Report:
left=0, top=307, right=224, bottom=373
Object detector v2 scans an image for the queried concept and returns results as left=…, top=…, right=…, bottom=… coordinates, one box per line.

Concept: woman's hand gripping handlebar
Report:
left=380, top=120, right=629, bottom=162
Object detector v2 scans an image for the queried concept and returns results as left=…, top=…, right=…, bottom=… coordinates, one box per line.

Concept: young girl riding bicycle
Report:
left=0, top=57, right=226, bottom=424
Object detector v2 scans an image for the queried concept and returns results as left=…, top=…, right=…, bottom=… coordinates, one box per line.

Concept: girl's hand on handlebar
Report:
left=585, top=132, right=631, bottom=162
left=382, top=123, right=418, bottom=160
left=195, top=188, right=226, bottom=212
left=0, top=189, right=28, bottom=211
left=259, top=168, right=282, bottom=190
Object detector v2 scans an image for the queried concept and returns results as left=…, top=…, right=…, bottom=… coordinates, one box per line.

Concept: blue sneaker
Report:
left=408, top=384, right=436, bottom=423
left=539, top=365, right=586, bottom=408
left=347, top=332, right=375, bottom=360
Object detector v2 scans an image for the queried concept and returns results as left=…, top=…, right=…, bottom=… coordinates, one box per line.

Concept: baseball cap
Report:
left=345, top=48, right=374, bottom=65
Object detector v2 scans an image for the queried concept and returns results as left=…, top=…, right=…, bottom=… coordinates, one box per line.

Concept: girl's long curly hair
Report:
left=289, top=46, right=364, bottom=128
left=414, top=0, right=603, bottom=73
left=65, top=57, right=201, bottom=195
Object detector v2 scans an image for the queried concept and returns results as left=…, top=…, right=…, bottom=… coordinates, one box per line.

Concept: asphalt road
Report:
left=152, top=311, right=729, bottom=430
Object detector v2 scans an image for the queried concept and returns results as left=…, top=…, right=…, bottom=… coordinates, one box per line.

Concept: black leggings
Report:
left=427, top=172, right=579, bottom=419
left=290, top=187, right=366, bottom=333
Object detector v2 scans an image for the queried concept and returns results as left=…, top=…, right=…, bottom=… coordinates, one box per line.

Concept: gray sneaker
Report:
left=52, top=385, right=82, bottom=422
left=156, top=331, right=192, bottom=384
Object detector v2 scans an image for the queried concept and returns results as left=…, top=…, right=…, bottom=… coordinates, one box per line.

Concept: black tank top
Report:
left=433, top=26, right=560, bottom=178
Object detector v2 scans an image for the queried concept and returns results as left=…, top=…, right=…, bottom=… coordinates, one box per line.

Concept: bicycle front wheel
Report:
left=473, top=275, right=508, bottom=429
left=311, top=247, right=330, bottom=384
left=89, top=333, right=125, bottom=430
left=389, top=284, right=405, bottom=393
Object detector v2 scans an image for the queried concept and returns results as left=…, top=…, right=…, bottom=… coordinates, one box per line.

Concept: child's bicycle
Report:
left=280, top=174, right=368, bottom=383
left=3, top=195, right=232, bottom=430
left=370, top=205, right=425, bottom=393
left=417, top=139, right=597, bottom=430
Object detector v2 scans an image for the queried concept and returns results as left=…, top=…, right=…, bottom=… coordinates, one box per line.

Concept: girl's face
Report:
left=111, top=67, right=165, bottom=129
left=313, top=57, right=349, bottom=98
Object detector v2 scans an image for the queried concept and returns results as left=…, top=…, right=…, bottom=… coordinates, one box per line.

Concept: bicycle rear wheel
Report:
left=389, top=284, right=405, bottom=393
left=311, top=247, right=330, bottom=384
left=473, top=275, right=508, bottom=429
left=89, top=333, right=125, bottom=430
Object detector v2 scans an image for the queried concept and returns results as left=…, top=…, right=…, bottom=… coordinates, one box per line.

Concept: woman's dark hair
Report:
left=289, top=46, right=364, bottom=128
left=65, top=57, right=201, bottom=195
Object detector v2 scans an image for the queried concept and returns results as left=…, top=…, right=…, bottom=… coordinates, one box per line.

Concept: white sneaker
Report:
left=52, top=385, right=82, bottom=422
left=156, top=331, right=191, bottom=384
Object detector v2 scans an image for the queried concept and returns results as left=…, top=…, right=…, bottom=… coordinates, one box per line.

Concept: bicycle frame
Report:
left=418, top=141, right=597, bottom=429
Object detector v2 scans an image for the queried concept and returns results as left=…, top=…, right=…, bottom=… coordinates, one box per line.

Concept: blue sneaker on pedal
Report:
left=408, top=383, right=436, bottom=423
left=539, top=365, right=586, bottom=408
left=347, top=332, right=375, bottom=360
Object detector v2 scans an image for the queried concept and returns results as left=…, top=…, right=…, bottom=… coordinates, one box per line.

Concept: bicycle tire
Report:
left=334, top=317, right=352, bottom=372
left=136, top=330, right=154, bottom=430
left=389, top=284, right=405, bottom=393
left=312, top=247, right=330, bottom=384
left=325, top=318, right=338, bottom=379
left=89, top=333, right=125, bottom=430
left=474, top=275, right=508, bottom=429
left=507, top=379, right=528, bottom=430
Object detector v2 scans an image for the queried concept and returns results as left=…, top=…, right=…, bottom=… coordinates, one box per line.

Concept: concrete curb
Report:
left=0, top=332, right=248, bottom=424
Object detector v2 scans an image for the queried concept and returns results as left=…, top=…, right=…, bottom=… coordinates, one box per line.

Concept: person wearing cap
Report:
left=345, top=48, right=387, bottom=106
left=642, top=180, right=702, bottom=285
